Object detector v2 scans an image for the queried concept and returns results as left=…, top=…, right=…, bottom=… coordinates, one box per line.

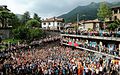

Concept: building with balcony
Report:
left=61, top=30, right=120, bottom=59
left=42, top=17, right=64, bottom=30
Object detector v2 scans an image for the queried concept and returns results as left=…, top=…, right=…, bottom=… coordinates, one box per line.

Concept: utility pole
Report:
left=77, top=14, right=79, bottom=27
left=76, top=14, right=79, bottom=33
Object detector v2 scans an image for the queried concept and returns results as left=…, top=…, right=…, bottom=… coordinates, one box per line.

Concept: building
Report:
left=78, top=6, right=120, bottom=31
left=60, top=6, right=120, bottom=59
left=112, top=6, right=120, bottom=20
left=42, top=17, right=64, bottom=30
left=79, top=19, right=100, bottom=31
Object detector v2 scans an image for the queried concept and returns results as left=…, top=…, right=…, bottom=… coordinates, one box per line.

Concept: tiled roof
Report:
left=42, top=17, right=64, bottom=22
left=82, top=19, right=100, bottom=23
left=111, top=6, right=120, bottom=9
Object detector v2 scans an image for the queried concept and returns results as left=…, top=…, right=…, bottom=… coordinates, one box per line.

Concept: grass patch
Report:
left=0, top=45, right=7, bottom=51
left=2, top=39, right=21, bottom=44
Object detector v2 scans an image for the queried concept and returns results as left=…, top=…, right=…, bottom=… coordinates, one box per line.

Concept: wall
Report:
left=0, top=29, right=10, bottom=39
left=42, top=21, right=63, bottom=30
left=84, top=23, right=93, bottom=30
left=112, top=14, right=120, bottom=20
left=112, top=8, right=120, bottom=20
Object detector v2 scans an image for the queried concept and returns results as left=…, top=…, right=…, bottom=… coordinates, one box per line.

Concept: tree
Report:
left=12, top=26, right=29, bottom=40
left=21, top=11, right=30, bottom=25
left=108, top=23, right=118, bottom=31
left=29, top=28, right=43, bottom=40
left=8, top=13, right=21, bottom=28
left=0, top=6, right=21, bottom=28
left=33, top=13, right=40, bottom=21
left=114, top=19, right=120, bottom=26
left=33, top=13, right=41, bottom=27
left=26, top=19, right=40, bottom=28
left=0, top=6, right=12, bottom=27
left=97, top=2, right=112, bottom=21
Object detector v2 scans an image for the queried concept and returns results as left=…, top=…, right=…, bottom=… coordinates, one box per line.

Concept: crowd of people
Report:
left=0, top=39, right=119, bottom=75
left=62, top=37, right=120, bottom=57
left=0, top=36, right=61, bottom=59
left=30, top=36, right=61, bottom=46
left=61, top=29, right=120, bottom=37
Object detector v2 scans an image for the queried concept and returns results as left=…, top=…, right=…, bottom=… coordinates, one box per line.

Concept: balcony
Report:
left=62, top=42, right=120, bottom=59
left=61, top=31, right=120, bottom=42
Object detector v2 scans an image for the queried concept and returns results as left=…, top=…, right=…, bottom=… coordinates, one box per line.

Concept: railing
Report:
left=62, top=43, right=120, bottom=59
left=61, top=34, right=120, bottom=42
left=61, top=30, right=120, bottom=37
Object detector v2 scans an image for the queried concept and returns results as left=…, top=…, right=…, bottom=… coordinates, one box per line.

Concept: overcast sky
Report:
left=0, top=0, right=119, bottom=18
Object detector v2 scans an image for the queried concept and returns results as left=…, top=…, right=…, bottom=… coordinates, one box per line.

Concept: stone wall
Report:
left=0, top=28, right=11, bottom=39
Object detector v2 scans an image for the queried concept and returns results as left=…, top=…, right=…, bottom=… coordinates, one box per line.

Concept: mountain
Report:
left=58, top=2, right=120, bottom=23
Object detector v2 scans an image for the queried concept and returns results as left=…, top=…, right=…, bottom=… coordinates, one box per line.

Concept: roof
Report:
left=83, top=19, right=100, bottom=23
left=42, top=17, right=64, bottom=22
left=111, top=6, right=120, bottom=9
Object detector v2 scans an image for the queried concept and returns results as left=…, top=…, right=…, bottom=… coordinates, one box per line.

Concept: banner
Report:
left=68, top=42, right=72, bottom=46
left=74, top=43, right=78, bottom=47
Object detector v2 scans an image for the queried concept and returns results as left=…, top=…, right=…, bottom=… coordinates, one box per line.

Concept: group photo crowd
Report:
left=62, top=37, right=119, bottom=57
left=0, top=37, right=119, bottom=75
left=61, top=30, right=120, bottom=37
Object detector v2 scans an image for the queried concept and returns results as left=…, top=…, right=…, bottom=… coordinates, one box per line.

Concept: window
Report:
left=114, top=16, right=117, bottom=20
left=43, top=23, right=46, bottom=25
left=114, top=9, right=118, bottom=14
left=48, top=22, right=51, bottom=25
left=109, top=17, right=112, bottom=21
left=57, top=22, right=59, bottom=25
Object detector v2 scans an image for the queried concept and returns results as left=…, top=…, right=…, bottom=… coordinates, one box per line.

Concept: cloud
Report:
left=0, top=0, right=118, bottom=18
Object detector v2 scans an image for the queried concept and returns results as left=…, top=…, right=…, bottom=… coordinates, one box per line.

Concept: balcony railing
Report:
left=62, top=42, right=120, bottom=59
left=61, top=31, right=120, bottom=42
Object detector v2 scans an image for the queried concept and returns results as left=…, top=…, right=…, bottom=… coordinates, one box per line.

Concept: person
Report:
left=84, top=64, right=89, bottom=75
left=110, top=65, right=118, bottom=75
left=95, top=67, right=99, bottom=75
left=78, top=61, right=84, bottom=75
left=99, top=58, right=103, bottom=66
left=99, top=65, right=103, bottom=75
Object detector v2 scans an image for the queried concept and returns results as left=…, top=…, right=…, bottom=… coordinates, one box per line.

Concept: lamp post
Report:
left=82, top=15, right=86, bottom=29
left=76, top=14, right=79, bottom=34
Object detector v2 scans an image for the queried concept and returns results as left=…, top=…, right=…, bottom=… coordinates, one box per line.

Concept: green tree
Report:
left=97, top=2, right=112, bottom=21
left=21, top=11, right=30, bottom=25
left=12, top=26, right=29, bottom=40
left=33, top=13, right=41, bottom=27
left=29, top=28, right=43, bottom=40
left=108, top=23, right=118, bottom=31
left=33, top=13, right=40, bottom=21
left=9, top=13, right=21, bottom=28
left=114, top=19, right=120, bottom=26
left=0, top=6, right=12, bottom=27
left=26, top=19, right=40, bottom=28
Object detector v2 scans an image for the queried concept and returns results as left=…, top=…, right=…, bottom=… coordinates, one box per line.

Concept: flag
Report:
left=68, top=42, right=72, bottom=46
left=74, top=43, right=78, bottom=47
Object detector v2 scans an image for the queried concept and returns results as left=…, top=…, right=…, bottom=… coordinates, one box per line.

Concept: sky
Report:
left=0, top=0, right=119, bottom=18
